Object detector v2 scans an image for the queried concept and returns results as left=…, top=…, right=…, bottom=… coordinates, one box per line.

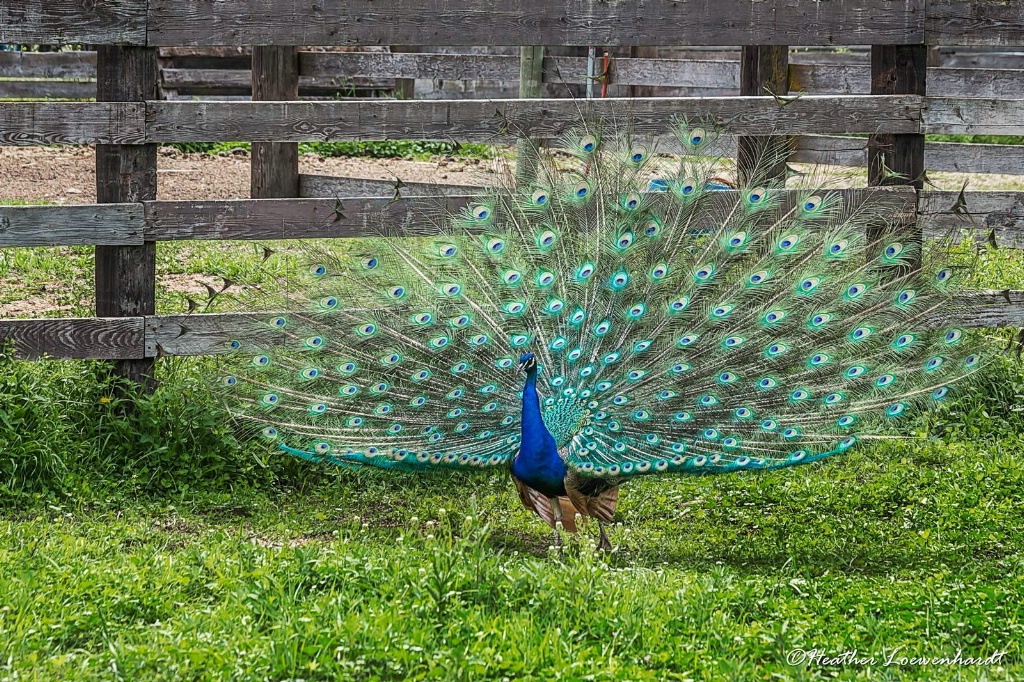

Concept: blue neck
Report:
left=514, top=368, right=566, bottom=496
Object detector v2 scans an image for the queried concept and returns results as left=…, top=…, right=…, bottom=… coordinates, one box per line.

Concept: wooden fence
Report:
left=2, top=0, right=1024, bottom=387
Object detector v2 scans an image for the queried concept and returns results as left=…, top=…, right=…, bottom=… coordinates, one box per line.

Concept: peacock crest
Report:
left=214, top=116, right=985, bottom=524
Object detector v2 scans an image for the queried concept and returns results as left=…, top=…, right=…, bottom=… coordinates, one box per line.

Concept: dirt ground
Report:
left=0, top=146, right=498, bottom=204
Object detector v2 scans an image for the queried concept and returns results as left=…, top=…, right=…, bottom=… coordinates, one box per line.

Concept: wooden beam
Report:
left=145, top=0, right=925, bottom=47
left=923, top=97, right=1024, bottom=135
left=868, top=46, right=927, bottom=190
left=516, top=46, right=546, bottom=184
left=251, top=47, right=299, bottom=200
left=143, top=197, right=472, bottom=241
left=95, top=46, right=158, bottom=390
left=0, top=80, right=96, bottom=101
left=0, top=51, right=97, bottom=79
left=737, top=45, right=789, bottom=184
left=145, top=96, right=922, bottom=143
left=298, top=174, right=483, bottom=198
left=0, top=204, right=143, bottom=247
left=926, top=1, right=1024, bottom=47
left=0, top=103, right=145, bottom=145
left=0, top=318, right=145, bottom=360
left=0, top=0, right=146, bottom=45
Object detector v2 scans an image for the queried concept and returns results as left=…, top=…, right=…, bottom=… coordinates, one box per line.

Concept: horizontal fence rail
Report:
left=4, top=1, right=1024, bottom=47
left=4, top=189, right=1023, bottom=249
left=8, top=50, right=1024, bottom=102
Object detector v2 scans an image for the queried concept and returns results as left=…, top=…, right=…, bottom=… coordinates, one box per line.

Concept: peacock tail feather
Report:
left=214, top=117, right=986, bottom=481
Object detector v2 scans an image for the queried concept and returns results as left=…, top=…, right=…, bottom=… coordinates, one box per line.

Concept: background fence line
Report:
left=2, top=0, right=1024, bottom=387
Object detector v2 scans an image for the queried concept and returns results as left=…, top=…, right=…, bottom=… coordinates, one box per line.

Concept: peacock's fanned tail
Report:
left=216, top=117, right=985, bottom=480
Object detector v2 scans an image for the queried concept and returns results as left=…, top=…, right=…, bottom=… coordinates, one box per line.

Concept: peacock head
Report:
left=517, top=352, right=538, bottom=375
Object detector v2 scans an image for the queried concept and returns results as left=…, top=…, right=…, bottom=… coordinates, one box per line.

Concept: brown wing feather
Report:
left=512, top=476, right=580, bottom=532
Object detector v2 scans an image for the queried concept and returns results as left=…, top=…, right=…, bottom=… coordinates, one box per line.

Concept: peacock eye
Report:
left=616, top=232, right=635, bottom=250
left=747, top=186, right=767, bottom=205
left=936, top=268, right=953, bottom=282
left=303, top=335, right=324, bottom=349
left=573, top=181, right=591, bottom=199
left=579, top=134, right=598, bottom=153
left=802, top=195, right=822, bottom=213
left=629, top=145, right=648, bottom=163
left=439, top=243, right=458, bottom=258
left=309, top=264, right=327, bottom=276
left=884, top=242, right=904, bottom=259
left=386, top=285, right=406, bottom=299
left=441, top=283, right=462, bottom=296
left=645, top=217, right=662, bottom=236
left=687, top=127, right=706, bottom=146
left=472, top=205, right=491, bottom=220
left=621, top=193, right=641, bottom=211
left=487, top=237, right=505, bottom=253
left=361, top=256, right=378, bottom=270
left=537, top=230, right=557, bottom=249
left=677, top=177, right=698, bottom=197
left=531, top=189, right=549, bottom=205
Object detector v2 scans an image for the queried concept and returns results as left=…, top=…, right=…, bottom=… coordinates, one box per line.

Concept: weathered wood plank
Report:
left=146, top=0, right=925, bottom=46
left=0, top=103, right=145, bottom=145
left=925, top=141, right=1024, bottom=176
left=919, top=191, right=1024, bottom=248
left=299, top=52, right=1024, bottom=98
left=950, top=290, right=1024, bottom=328
left=924, top=98, right=1024, bottom=136
left=143, top=197, right=472, bottom=242
left=299, top=174, right=483, bottom=198
left=0, top=318, right=145, bottom=360
left=160, top=68, right=391, bottom=92
left=251, top=47, right=300, bottom=200
left=0, top=80, right=95, bottom=101
left=790, top=64, right=1024, bottom=99
left=95, top=45, right=160, bottom=389
left=0, top=204, right=144, bottom=247
left=146, top=312, right=278, bottom=358
left=927, top=1, right=1024, bottom=47
left=0, top=51, right=96, bottom=79
left=0, top=0, right=146, bottom=45
left=145, top=96, right=922, bottom=143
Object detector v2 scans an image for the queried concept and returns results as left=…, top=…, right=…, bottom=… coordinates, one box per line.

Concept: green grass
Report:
left=2, top=198, right=1024, bottom=680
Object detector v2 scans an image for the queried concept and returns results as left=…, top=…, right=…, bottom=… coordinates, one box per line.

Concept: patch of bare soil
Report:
left=0, top=146, right=499, bottom=204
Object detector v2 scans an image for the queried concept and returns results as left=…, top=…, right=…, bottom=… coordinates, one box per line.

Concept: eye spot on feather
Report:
left=802, top=195, right=822, bottom=213
left=886, top=403, right=906, bottom=418
left=576, top=263, right=595, bottom=280
left=645, top=217, right=662, bottom=236
left=486, top=237, right=505, bottom=254
left=964, top=354, right=980, bottom=369
left=758, top=377, right=778, bottom=390
left=536, top=270, right=556, bottom=287
left=339, top=384, right=359, bottom=397
left=221, top=375, right=237, bottom=387
left=361, top=257, right=378, bottom=270
left=670, top=362, right=691, bottom=374
left=621, top=193, right=641, bottom=211
left=676, top=177, right=698, bottom=197
left=574, top=181, right=591, bottom=199
left=932, top=386, right=950, bottom=400
left=472, top=205, right=491, bottom=221
left=687, top=127, right=706, bottom=147
left=874, top=374, right=896, bottom=388
left=252, top=355, right=270, bottom=367
left=746, top=186, right=767, bottom=205
left=896, top=289, right=916, bottom=306
left=260, top=426, right=277, bottom=440
left=531, top=189, right=549, bottom=206
left=537, top=230, right=557, bottom=249
left=441, top=283, right=462, bottom=296
left=850, top=326, right=872, bottom=341
left=629, top=145, right=648, bottom=163
left=580, top=134, right=598, bottom=153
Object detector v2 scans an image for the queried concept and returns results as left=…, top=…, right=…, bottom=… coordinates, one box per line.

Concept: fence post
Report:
left=737, top=46, right=789, bottom=184
left=516, top=46, right=545, bottom=184
left=95, top=46, right=158, bottom=391
left=251, top=47, right=299, bottom=198
left=867, top=45, right=926, bottom=258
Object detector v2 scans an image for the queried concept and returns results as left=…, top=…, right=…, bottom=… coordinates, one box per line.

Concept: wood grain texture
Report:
left=0, top=318, right=145, bottom=360
left=251, top=46, right=300, bottom=200
left=868, top=45, right=927, bottom=192
left=145, top=96, right=922, bottom=143
left=927, top=1, right=1024, bottom=46
left=0, top=204, right=144, bottom=247
left=923, top=97, right=1024, bottom=135
left=95, top=45, right=159, bottom=388
left=143, top=197, right=471, bottom=242
left=160, top=68, right=391, bottom=92
left=0, top=103, right=145, bottom=146
left=949, top=290, right=1024, bottom=328
left=146, top=313, right=286, bottom=357
left=298, top=174, right=483, bottom=198
left=0, top=50, right=96, bottom=79
left=0, top=80, right=95, bottom=100
left=919, top=191, right=1024, bottom=249
left=146, top=0, right=925, bottom=46
left=790, top=64, right=1024, bottom=99
left=0, top=0, right=146, bottom=45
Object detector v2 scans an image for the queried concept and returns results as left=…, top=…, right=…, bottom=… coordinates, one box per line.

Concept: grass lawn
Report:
left=2, top=162, right=1024, bottom=680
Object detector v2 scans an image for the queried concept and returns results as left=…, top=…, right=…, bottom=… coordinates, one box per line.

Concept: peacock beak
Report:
left=517, top=361, right=526, bottom=373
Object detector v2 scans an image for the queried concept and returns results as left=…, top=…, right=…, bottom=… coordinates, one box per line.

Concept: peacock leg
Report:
left=598, top=522, right=613, bottom=551
left=547, top=498, right=564, bottom=550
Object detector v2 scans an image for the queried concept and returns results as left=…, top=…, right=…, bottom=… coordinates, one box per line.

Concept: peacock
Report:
left=215, top=117, right=984, bottom=550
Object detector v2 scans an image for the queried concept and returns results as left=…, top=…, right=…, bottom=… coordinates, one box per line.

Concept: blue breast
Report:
left=513, top=372, right=567, bottom=498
